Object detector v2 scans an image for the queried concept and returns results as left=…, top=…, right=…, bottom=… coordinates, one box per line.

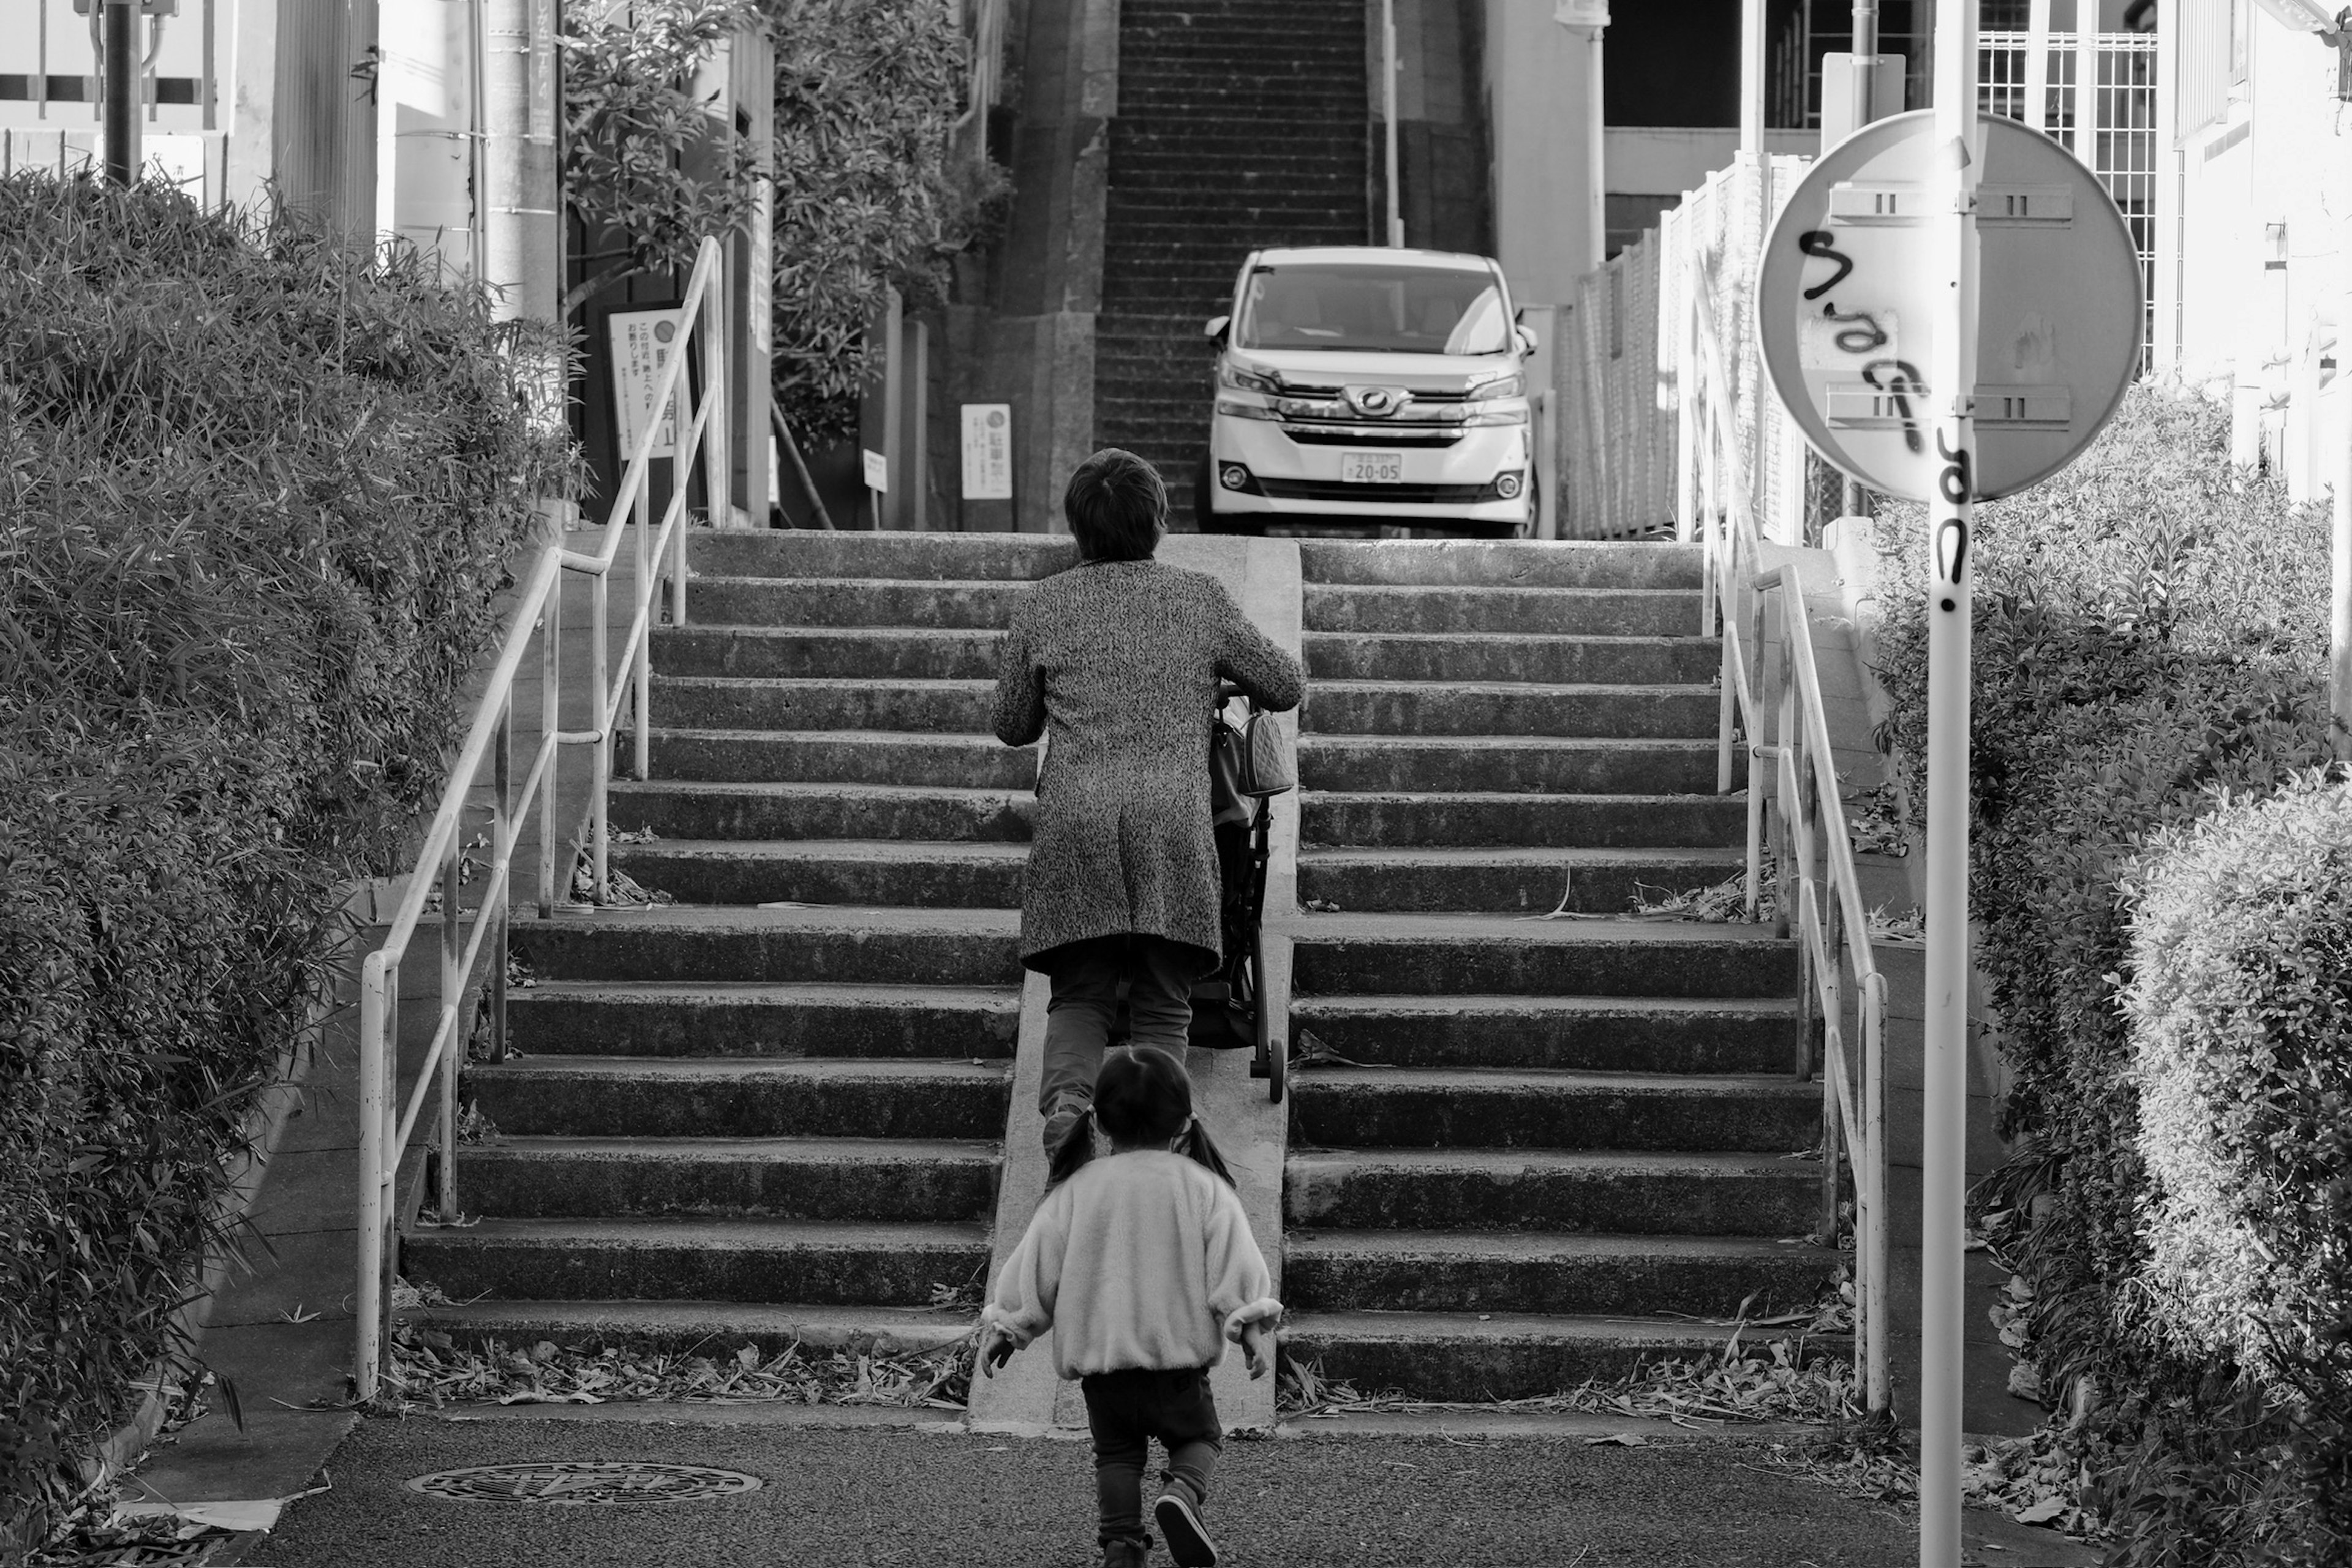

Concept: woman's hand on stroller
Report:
left=978, top=1324, right=1017, bottom=1378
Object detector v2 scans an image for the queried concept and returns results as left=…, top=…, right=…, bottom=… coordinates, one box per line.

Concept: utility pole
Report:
left=1382, top=0, right=1402, bottom=246
left=101, top=0, right=138, bottom=184
left=2335, top=236, right=2352, bottom=760
left=1922, top=1, right=1984, bottom=1564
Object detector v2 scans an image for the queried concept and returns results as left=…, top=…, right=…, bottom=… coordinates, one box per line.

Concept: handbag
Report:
left=1208, top=715, right=1253, bottom=828
left=1236, top=705, right=1295, bottom=798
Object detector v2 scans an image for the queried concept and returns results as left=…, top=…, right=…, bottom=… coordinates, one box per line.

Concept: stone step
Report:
left=647, top=728, right=1039, bottom=790
left=507, top=981, right=1020, bottom=1060
left=1284, top=1148, right=1817, bottom=1237
left=1278, top=1310, right=1806, bottom=1401
left=652, top=625, right=1003, bottom=680
left=1117, top=130, right=1368, bottom=156
left=413, top=1299, right=976, bottom=1359
left=1285, top=993, right=1800, bottom=1075
left=649, top=674, right=993, bottom=733
left=469, top=1057, right=1011, bottom=1140
left=402, top=1216, right=991, bottom=1306
left=1304, top=631, right=1722, bottom=687
left=1302, top=790, right=1745, bottom=849
left=1305, top=582, right=1706, bottom=636
left=1300, top=540, right=1703, bottom=589
left=1299, top=734, right=1725, bottom=796
left=612, top=839, right=1026, bottom=908
left=1305, top=680, right=1721, bottom=740
left=1289, top=913, right=1793, bottom=998
left=609, top=780, right=1033, bottom=843
left=1295, top=845, right=1743, bottom=915
left=687, top=576, right=1021, bottom=630
left=689, top=530, right=1074, bottom=582
left=1289, top=1066, right=1819, bottom=1153
left=1283, top=1231, right=1834, bottom=1319
left=508, top=905, right=1022, bottom=986
left=462, top=1136, right=1000, bottom=1222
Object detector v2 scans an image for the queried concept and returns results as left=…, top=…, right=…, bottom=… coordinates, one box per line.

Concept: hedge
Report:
left=2121, top=774, right=2352, bottom=1548
left=0, top=173, right=575, bottom=1554
left=1869, top=385, right=2340, bottom=1564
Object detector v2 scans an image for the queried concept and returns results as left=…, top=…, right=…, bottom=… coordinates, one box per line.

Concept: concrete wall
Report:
left=1482, top=1, right=1602, bottom=306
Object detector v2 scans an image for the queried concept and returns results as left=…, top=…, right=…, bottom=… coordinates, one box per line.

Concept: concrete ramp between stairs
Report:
left=968, top=535, right=1302, bottom=1438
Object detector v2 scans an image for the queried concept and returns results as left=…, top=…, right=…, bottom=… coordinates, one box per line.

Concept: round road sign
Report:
left=1757, top=110, right=2142, bottom=503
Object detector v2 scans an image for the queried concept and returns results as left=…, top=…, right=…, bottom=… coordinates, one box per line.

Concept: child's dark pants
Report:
left=1079, top=1365, right=1221, bottom=1550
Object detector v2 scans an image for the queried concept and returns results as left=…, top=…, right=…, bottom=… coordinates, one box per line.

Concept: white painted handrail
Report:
left=352, top=237, right=728, bottom=1402
left=1687, top=250, right=1891, bottom=1414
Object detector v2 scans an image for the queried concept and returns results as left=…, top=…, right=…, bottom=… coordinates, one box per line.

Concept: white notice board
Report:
left=607, top=306, right=684, bottom=462
left=961, top=404, right=1013, bottom=500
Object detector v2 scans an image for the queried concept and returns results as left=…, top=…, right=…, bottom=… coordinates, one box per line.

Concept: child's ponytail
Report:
left=1175, top=1116, right=1236, bottom=1187
left=1045, top=1104, right=1098, bottom=1189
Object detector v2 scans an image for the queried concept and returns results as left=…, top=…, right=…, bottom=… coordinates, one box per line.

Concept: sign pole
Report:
left=1923, top=3, right=1982, bottom=1567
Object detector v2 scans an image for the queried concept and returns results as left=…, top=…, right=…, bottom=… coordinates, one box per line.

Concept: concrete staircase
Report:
left=404, top=532, right=1075, bottom=1357
left=1099, top=0, right=1370, bottom=526
left=1277, top=540, right=1837, bottom=1400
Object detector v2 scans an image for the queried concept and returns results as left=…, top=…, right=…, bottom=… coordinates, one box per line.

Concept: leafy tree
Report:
left=559, top=0, right=765, bottom=316
left=761, top=0, right=995, bottom=444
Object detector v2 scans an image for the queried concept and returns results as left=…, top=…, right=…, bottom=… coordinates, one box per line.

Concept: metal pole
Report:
left=102, top=0, right=138, bottom=184
left=437, top=841, right=461, bottom=1223
left=354, top=953, right=389, bottom=1403
left=537, top=589, right=560, bottom=919
left=2026, top=0, right=2051, bottom=132
left=2071, top=4, right=2098, bottom=165
left=590, top=570, right=610, bottom=905
left=1923, top=0, right=1982, bottom=1560
left=1852, top=0, right=1881, bottom=127
left=492, top=693, right=511, bottom=1062
left=2334, top=274, right=2352, bottom=759
left=1383, top=0, right=1402, bottom=247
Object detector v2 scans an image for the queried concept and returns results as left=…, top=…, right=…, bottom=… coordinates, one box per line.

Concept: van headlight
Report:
left=1463, top=399, right=1529, bottom=427
left=1466, top=371, right=1525, bottom=400
left=1218, top=361, right=1282, bottom=394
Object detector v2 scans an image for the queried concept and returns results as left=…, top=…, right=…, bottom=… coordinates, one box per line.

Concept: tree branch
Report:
left=564, top=261, right=646, bottom=317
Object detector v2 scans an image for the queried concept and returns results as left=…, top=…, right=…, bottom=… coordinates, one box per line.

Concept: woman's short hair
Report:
left=1063, top=448, right=1166, bottom=561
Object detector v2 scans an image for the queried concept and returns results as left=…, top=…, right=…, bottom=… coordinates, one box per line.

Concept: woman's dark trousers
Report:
left=1038, top=933, right=1198, bottom=1148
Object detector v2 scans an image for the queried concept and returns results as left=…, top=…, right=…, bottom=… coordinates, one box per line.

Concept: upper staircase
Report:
left=1278, top=540, right=1836, bottom=1399
left=1099, top=0, right=1371, bottom=526
left=405, top=532, right=1074, bottom=1355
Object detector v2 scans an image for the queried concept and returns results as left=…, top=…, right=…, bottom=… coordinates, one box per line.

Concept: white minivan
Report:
left=1196, top=246, right=1538, bottom=537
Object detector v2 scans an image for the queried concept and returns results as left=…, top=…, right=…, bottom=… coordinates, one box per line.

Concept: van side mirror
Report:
left=1204, top=315, right=1231, bottom=342
left=1515, top=325, right=1539, bottom=355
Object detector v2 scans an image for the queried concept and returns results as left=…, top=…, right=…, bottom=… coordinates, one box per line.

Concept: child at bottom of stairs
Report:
left=979, top=1045, right=1282, bottom=1568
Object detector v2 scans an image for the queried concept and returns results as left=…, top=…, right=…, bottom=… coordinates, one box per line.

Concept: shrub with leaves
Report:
left=1869, top=385, right=2339, bottom=1565
left=0, top=172, right=575, bottom=1555
left=763, top=0, right=993, bottom=443
left=560, top=0, right=766, bottom=315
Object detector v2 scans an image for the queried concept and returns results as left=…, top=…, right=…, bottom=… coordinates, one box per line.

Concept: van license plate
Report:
left=1341, top=451, right=1403, bottom=484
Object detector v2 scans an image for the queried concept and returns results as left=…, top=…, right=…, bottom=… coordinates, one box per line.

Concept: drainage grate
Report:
left=406, top=1461, right=764, bottom=1506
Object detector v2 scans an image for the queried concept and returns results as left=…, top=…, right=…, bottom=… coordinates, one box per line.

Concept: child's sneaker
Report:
left=1153, top=1491, right=1217, bottom=1567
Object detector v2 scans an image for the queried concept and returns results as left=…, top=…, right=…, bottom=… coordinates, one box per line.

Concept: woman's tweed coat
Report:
left=992, top=559, right=1305, bottom=974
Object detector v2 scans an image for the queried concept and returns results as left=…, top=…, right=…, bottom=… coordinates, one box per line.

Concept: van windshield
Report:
left=1234, top=263, right=1510, bottom=355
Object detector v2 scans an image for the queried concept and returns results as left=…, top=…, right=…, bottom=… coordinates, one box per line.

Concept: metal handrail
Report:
left=352, top=236, right=729, bottom=1402
left=1687, top=246, right=1891, bottom=1413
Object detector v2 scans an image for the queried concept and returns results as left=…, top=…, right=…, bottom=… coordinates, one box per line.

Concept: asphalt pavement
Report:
left=237, top=1414, right=1939, bottom=1568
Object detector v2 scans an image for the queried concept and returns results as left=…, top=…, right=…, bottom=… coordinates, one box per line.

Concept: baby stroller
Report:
left=1109, top=686, right=1290, bottom=1102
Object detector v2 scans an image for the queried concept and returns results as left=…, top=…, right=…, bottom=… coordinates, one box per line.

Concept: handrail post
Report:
left=492, top=693, right=512, bottom=1063
left=634, top=499, right=652, bottom=781
left=590, top=569, right=611, bottom=905
left=700, top=241, right=729, bottom=538
left=537, top=594, right=560, bottom=919
left=354, top=951, right=389, bottom=1403
left=1864, top=972, right=1891, bottom=1411
left=437, top=839, right=461, bottom=1223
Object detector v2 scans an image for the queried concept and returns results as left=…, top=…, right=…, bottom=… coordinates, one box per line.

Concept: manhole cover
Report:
left=406, top=1461, right=764, bottom=1506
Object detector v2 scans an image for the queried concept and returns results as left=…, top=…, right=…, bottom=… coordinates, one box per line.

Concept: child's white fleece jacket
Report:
left=982, top=1150, right=1283, bottom=1379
